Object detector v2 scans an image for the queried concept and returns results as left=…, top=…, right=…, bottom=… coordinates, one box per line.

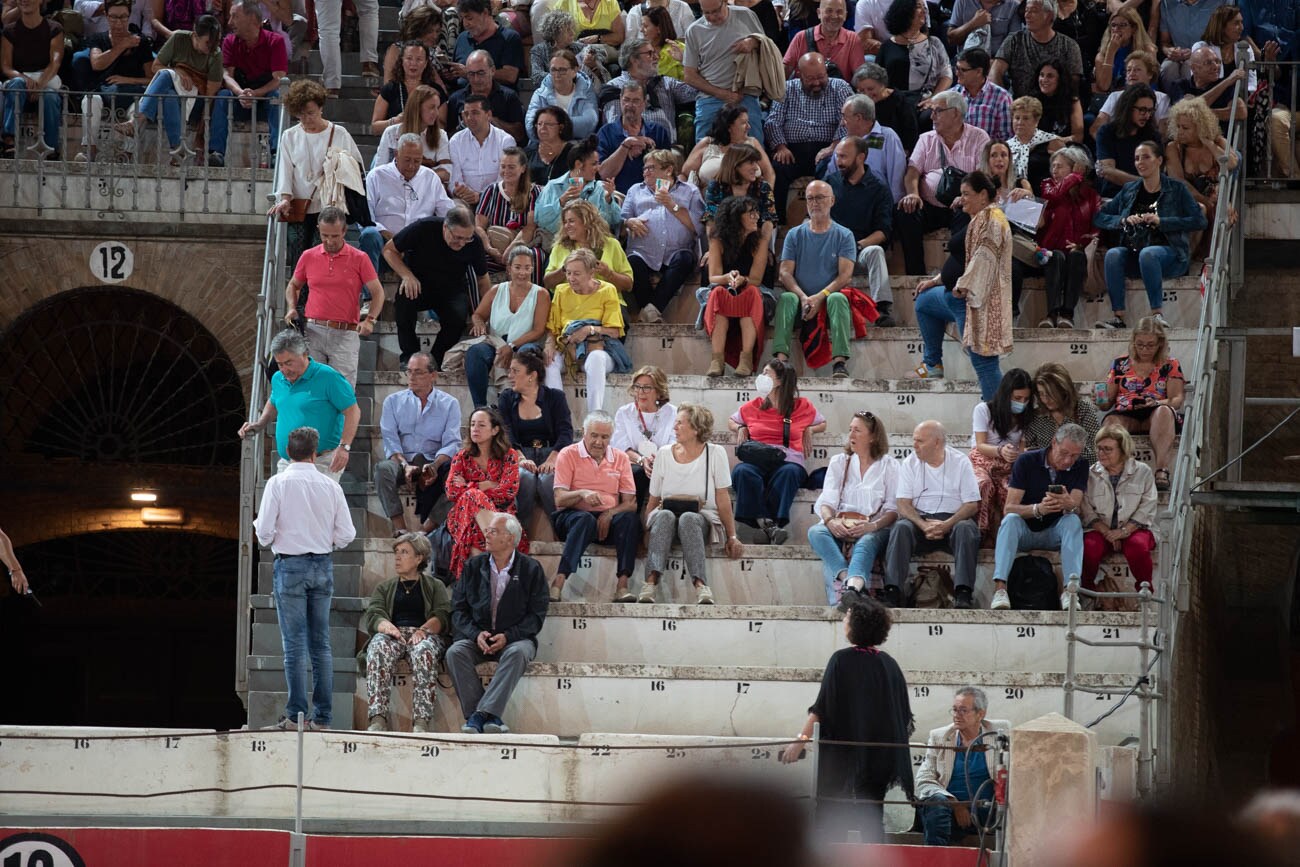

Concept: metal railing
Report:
left=1, top=84, right=280, bottom=219
left=234, top=154, right=289, bottom=706
left=1146, top=43, right=1251, bottom=794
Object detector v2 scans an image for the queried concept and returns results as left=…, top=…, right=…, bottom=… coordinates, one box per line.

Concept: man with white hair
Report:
left=990, top=0, right=1082, bottom=97
left=915, top=686, right=1011, bottom=846
left=446, top=512, right=549, bottom=734
left=989, top=423, right=1088, bottom=610
left=884, top=421, right=982, bottom=608
left=895, top=90, right=989, bottom=275
left=549, top=410, right=640, bottom=603
left=360, top=133, right=456, bottom=276
left=820, top=94, right=907, bottom=202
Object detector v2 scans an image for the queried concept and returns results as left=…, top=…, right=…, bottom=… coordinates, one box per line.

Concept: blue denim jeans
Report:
left=2, top=78, right=61, bottom=150
left=920, top=794, right=995, bottom=846
left=992, top=512, right=1084, bottom=586
left=694, top=93, right=764, bottom=147
left=1103, top=245, right=1183, bottom=314
left=731, top=460, right=806, bottom=526
left=358, top=225, right=388, bottom=276
left=207, top=87, right=281, bottom=157
left=138, top=71, right=186, bottom=148
left=272, top=553, right=335, bottom=725
left=807, top=523, right=892, bottom=604
left=464, top=340, right=543, bottom=408
left=914, top=285, right=1003, bottom=401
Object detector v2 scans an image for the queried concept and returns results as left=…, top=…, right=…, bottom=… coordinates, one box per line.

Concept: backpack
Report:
left=1007, top=554, right=1059, bottom=610
left=802, top=27, right=844, bottom=80
left=428, top=524, right=454, bottom=580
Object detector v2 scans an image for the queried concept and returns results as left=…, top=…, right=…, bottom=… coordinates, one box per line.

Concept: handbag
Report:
left=934, top=140, right=967, bottom=208
left=736, top=416, right=790, bottom=474
left=662, top=445, right=711, bottom=515
left=279, top=123, right=335, bottom=224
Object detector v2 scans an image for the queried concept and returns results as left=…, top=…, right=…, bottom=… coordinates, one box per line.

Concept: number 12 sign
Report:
left=89, top=242, right=134, bottom=284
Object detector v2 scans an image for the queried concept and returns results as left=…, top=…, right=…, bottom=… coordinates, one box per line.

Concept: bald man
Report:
left=773, top=180, right=858, bottom=378
left=764, top=52, right=856, bottom=222
left=884, top=421, right=982, bottom=609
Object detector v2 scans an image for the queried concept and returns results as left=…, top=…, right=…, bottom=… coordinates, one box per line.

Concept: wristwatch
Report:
left=341, top=443, right=352, bottom=452
left=672, top=203, right=681, bottom=213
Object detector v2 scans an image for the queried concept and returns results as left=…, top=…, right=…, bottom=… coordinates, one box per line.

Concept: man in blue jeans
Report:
left=682, top=0, right=766, bottom=146
left=119, top=16, right=223, bottom=161
left=253, top=426, right=357, bottom=730
left=208, top=0, right=287, bottom=167
left=989, top=423, right=1088, bottom=611
left=915, top=686, right=1009, bottom=846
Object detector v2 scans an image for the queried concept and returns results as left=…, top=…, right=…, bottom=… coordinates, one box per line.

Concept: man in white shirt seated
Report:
left=884, top=420, right=982, bottom=609
left=448, top=93, right=514, bottom=205
left=252, top=425, right=357, bottom=730
left=360, top=133, right=455, bottom=275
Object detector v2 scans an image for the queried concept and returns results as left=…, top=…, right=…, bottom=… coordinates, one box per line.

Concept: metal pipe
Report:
left=1136, top=585, right=1153, bottom=798
left=1064, top=577, right=1078, bottom=721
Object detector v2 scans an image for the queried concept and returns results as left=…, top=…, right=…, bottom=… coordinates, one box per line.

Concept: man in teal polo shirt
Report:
left=239, top=329, right=360, bottom=480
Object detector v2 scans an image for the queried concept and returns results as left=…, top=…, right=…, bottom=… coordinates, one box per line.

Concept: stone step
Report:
left=255, top=562, right=363, bottom=598
left=368, top=322, right=1195, bottom=383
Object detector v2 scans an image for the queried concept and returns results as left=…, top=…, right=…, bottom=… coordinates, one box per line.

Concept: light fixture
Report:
left=130, top=491, right=158, bottom=503
left=140, top=507, right=185, bottom=524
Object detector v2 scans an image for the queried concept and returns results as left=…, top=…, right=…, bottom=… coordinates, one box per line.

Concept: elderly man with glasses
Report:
left=360, top=134, right=456, bottom=276
left=601, top=38, right=698, bottom=144
left=915, top=686, right=1011, bottom=847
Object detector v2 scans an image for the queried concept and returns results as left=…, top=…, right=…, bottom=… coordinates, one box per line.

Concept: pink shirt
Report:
left=553, top=439, right=635, bottom=512
left=782, top=25, right=865, bottom=79
left=294, top=244, right=378, bottom=323
left=908, top=124, right=991, bottom=208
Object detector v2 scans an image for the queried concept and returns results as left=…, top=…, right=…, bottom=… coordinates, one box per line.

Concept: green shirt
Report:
left=269, top=359, right=357, bottom=459
left=156, top=30, right=224, bottom=83
left=358, top=574, right=453, bottom=665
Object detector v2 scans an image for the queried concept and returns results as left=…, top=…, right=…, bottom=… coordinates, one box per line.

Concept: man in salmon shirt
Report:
left=548, top=409, right=641, bottom=603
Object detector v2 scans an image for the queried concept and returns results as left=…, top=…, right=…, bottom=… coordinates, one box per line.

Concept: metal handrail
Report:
left=1148, top=43, right=1251, bottom=792
left=235, top=80, right=290, bottom=705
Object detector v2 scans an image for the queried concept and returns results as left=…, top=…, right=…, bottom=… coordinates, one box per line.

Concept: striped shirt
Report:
left=476, top=181, right=541, bottom=230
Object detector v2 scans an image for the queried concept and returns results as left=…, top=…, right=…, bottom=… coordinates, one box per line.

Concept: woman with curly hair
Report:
left=1028, top=60, right=1084, bottom=142
left=382, top=5, right=446, bottom=84
left=530, top=9, right=608, bottom=87
left=682, top=104, right=774, bottom=190
left=543, top=199, right=633, bottom=293
left=1165, top=95, right=1237, bottom=256
left=444, top=407, right=528, bottom=579
left=701, top=195, right=774, bottom=377
left=780, top=597, right=916, bottom=843
left=876, top=0, right=951, bottom=96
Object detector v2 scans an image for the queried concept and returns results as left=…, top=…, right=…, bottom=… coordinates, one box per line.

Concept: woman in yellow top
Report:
left=556, top=0, right=626, bottom=62
left=543, top=200, right=634, bottom=296
left=640, top=7, right=684, bottom=79
left=544, top=248, right=632, bottom=414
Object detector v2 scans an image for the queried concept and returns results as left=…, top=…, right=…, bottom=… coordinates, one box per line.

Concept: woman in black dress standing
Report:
left=780, top=598, right=915, bottom=842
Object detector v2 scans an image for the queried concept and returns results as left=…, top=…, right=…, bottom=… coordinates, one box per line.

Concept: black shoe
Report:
left=832, top=360, right=849, bottom=379
left=953, top=585, right=975, bottom=609
left=207, top=151, right=224, bottom=168
left=880, top=584, right=901, bottom=608
left=837, top=585, right=865, bottom=612
left=875, top=302, right=896, bottom=328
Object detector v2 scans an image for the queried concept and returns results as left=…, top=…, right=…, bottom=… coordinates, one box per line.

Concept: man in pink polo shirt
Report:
left=548, top=410, right=641, bottom=604
left=781, top=0, right=864, bottom=79
left=284, top=206, right=386, bottom=386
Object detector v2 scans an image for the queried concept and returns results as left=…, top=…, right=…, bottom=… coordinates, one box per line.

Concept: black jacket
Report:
left=452, top=551, right=550, bottom=646
left=497, top=386, right=574, bottom=452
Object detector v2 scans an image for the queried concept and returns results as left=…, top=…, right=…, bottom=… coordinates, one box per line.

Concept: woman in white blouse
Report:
left=807, top=410, right=899, bottom=609
left=641, top=403, right=744, bottom=604
left=610, top=365, right=676, bottom=511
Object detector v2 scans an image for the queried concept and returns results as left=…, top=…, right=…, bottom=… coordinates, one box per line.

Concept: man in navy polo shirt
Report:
left=451, top=0, right=523, bottom=87
left=989, top=422, right=1088, bottom=610
left=239, top=329, right=361, bottom=481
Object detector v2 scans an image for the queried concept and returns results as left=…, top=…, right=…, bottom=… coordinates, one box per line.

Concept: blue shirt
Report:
left=269, top=359, right=357, bottom=459
left=1160, top=0, right=1227, bottom=49
left=596, top=117, right=672, bottom=193
left=453, top=25, right=524, bottom=72
left=1007, top=447, right=1088, bottom=531
left=534, top=171, right=623, bottom=234
left=946, top=739, right=991, bottom=802
left=620, top=180, right=705, bottom=270
left=780, top=220, right=857, bottom=295
left=379, top=387, right=463, bottom=463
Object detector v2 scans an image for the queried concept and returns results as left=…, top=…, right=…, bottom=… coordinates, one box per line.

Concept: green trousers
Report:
left=771, top=291, right=852, bottom=362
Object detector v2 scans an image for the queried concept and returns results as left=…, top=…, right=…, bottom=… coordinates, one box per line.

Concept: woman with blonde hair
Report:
left=1080, top=425, right=1157, bottom=592
left=1101, top=316, right=1184, bottom=490
left=1165, top=95, right=1237, bottom=256
left=610, top=365, right=677, bottom=510
left=372, top=84, right=452, bottom=178
left=641, top=403, right=744, bottom=604
left=1093, top=7, right=1155, bottom=92
left=544, top=248, right=632, bottom=413
left=543, top=200, right=634, bottom=293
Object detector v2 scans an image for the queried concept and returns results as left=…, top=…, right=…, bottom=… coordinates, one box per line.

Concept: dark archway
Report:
left=0, top=288, right=247, bottom=729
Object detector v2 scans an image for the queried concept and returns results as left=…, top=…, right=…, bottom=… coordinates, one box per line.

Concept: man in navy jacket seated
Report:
left=446, top=512, right=550, bottom=734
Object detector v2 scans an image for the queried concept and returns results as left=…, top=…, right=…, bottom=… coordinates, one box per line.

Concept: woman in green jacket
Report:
left=361, top=533, right=452, bottom=733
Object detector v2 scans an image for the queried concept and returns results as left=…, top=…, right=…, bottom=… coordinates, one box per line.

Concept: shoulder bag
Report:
left=280, top=123, right=336, bottom=224
left=736, top=416, right=790, bottom=474
left=662, top=445, right=711, bottom=516
left=934, top=139, right=967, bottom=208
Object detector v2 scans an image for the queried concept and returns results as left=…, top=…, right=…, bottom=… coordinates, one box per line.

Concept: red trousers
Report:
left=1082, top=529, right=1156, bottom=590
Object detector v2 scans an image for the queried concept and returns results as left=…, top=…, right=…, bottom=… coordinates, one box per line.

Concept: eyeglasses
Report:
left=853, top=410, right=876, bottom=421
left=1133, top=105, right=1155, bottom=115
left=805, top=194, right=831, bottom=202
left=955, top=64, right=973, bottom=73
left=402, top=182, right=419, bottom=202
left=951, top=706, right=978, bottom=716
left=631, top=384, right=656, bottom=392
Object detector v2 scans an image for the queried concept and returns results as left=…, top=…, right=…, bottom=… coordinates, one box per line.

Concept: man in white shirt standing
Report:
left=448, top=94, right=513, bottom=205
left=360, top=134, right=455, bottom=276
left=253, top=426, right=357, bottom=730
left=884, top=420, right=982, bottom=609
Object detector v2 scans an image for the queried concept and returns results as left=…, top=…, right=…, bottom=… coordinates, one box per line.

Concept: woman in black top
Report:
left=700, top=195, right=774, bottom=377
left=370, top=41, right=445, bottom=135
left=781, top=599, right=915, bottom=842
left=1029, top=59, right=1085, bottom=143
left=525, top=106, right=575, bottom=185
left=496, top=348, right=574, bottom=533
left=1095, top=84, right=1159, bottom=197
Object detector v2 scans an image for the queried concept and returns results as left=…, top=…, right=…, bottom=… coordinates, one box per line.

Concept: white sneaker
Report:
left=639, top=303, right=662, bottom=324
left=1060, top=592, right=1072, bottom=611
left=990, top=588, right=1011, bottom=610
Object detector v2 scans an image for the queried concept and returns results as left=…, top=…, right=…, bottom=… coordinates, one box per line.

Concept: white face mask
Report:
left=754, top=374, right=775, bottom=398
left=1011, top=400, right=1028, bottom=414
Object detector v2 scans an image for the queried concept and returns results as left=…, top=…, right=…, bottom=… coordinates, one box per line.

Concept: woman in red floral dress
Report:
left=444, top=407, right=529, bottom=578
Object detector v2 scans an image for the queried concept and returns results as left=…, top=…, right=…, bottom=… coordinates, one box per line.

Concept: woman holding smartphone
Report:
left=1099, top=317, right=1184, bottom=491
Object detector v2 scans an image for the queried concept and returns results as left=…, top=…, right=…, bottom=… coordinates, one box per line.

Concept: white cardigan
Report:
left=274, top=122, right=364, bottom=211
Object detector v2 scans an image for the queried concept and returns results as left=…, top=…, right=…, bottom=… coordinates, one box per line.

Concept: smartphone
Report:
left=1047, top=485, right=1066, bottom=495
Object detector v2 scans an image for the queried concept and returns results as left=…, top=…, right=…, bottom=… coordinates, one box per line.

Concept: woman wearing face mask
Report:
left=727, top=359, right=827, bottom=545
left=969, top=368, right=1034, bottom=541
